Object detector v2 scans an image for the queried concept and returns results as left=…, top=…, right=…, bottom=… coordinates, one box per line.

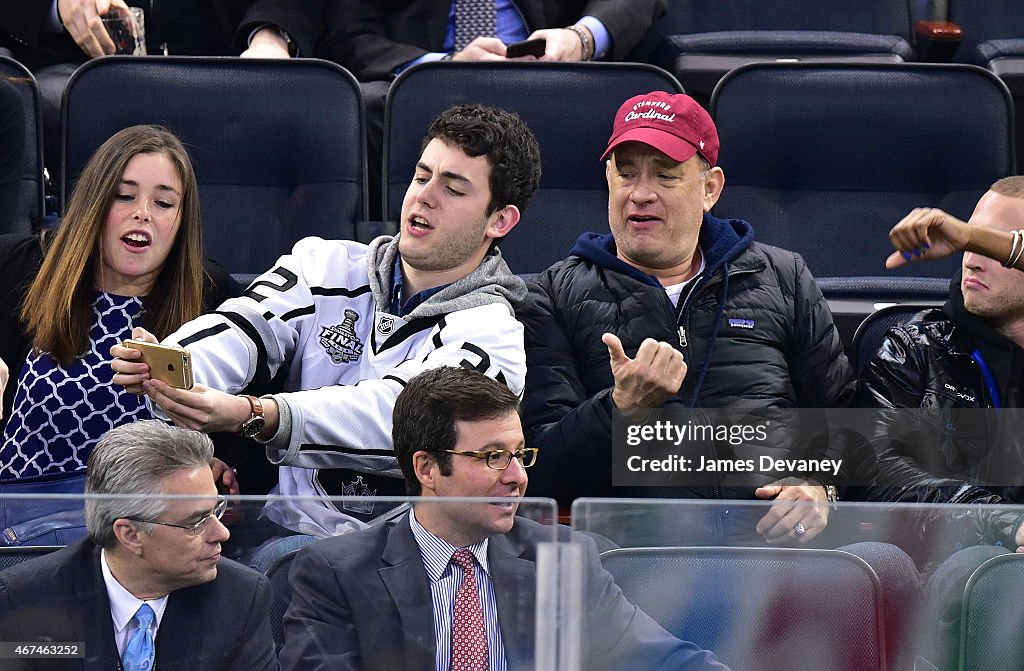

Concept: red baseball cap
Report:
left=601, top=91, right=719, bottom=166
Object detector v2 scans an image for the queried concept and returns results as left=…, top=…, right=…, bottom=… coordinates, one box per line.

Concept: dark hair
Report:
left=393, top=366, right=520, bottom=495
left=421, top=103, right=542, bottom=226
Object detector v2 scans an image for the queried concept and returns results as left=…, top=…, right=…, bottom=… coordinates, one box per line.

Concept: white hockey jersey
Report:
left=162, top=235, right=528, bottom=537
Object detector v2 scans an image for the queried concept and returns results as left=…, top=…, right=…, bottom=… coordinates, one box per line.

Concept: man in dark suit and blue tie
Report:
left=278, top=366, right=729, bottom=671
left=0, top=420, right=277, bottom=671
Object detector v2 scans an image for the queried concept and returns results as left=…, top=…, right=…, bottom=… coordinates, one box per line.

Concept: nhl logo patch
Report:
left=319, top=309, right=364, bottom=364
left=377, top=314, right=395, bottom=335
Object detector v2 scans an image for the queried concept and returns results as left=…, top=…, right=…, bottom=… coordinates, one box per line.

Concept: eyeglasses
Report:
left=437, top=448, right=538, bottom=470
left=126, top=496, right=227, bottom=536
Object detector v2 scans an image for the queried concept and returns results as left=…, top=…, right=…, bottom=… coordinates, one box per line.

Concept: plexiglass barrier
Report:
left=572, top=497, right=1024, bottom=671
left=3, top=492, right=1023, bottom=670
left=0, top=494, right=603, bottom=670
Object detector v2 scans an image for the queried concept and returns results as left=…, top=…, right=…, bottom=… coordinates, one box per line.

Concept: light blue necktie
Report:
left=122, top=603, right=155, bottom=671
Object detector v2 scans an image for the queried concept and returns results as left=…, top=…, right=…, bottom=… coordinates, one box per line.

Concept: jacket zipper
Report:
left=677, top=266, right=760, bottom=359
left=675, top=265, right=759, bottom=502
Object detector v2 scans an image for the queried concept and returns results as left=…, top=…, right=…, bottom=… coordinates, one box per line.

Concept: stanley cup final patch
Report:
left=319, top=309, right=364, bottom=364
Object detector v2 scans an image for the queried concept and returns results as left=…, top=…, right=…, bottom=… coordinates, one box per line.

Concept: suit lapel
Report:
left=76, top=546, right=120, bottom=668
left=488, top=530, right=537, bottom=671
left=155, top=589, right=204, bottom=670
left=379, top=520, right=436, bottom=671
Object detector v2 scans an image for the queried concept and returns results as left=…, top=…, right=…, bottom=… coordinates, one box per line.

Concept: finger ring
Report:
left=794, top=522, right=806, bottom=536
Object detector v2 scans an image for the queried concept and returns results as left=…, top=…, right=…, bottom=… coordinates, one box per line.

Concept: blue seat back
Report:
left=0, top=545, right=61, bottom=571
left=0, top=56, right=45, bottom=235
left=601, top=546, right=885, bottom=671
left=265, top=547, right=302, bottom=651
left=62, top=57, right=367, bottom=275
left=633, top=0, right=915, bottom=62
left=948, top=1, right=1024, bottom=64
left=961, top=553, right=1024, bottom=671
left=710, top=62, right=1014, bottom=281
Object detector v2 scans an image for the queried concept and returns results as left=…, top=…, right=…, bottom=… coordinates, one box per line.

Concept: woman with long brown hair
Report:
left=0, top=125, right=237, bottom=535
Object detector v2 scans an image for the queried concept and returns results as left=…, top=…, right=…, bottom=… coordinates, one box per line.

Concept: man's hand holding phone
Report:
left=505, top=37, right=546, bottom=58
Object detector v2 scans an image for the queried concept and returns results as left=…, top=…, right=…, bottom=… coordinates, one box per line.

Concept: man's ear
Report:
left=703, top=166, right=725, bottom=213
left=412, top=450, right=439, bottom=494
left=112, top=519, right=145, bottom=557
left=485, top=204, right=521, bottom=242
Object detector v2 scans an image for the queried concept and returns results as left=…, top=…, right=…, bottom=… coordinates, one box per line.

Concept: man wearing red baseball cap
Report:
left=520, top=91, right=855, bottom=542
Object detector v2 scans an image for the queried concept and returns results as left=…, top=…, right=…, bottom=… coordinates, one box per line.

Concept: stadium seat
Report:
left=382, top=61, right=683, bottom=274
left=264, top=544, right=307, bottom=651
left=61, top=56, right=367, bottom=275
left=709, top=62, right=1013, bottom=294
left=817, top=276, right=948, bottom=346
left=947, top=1, right=1024, bottom=65
left=0, top=545, right=60, bottom=571
left=630, top=0, right=916, bottom=107
left=960, top=553, right=1024, bottom=671
left=601, top=546, right=885, bottom=671
left=850, top=303, right=941, bottom=374
left=0, top=56, right=45, bottom=235
left=946, top=1, right=1024, bottom=173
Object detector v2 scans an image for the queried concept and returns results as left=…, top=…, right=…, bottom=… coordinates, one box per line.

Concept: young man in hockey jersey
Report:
left=111, top=103, right=541, bottom=539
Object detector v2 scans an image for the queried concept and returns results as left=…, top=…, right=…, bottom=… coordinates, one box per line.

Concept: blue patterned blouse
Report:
left=0, top=293, right=152, bottom=481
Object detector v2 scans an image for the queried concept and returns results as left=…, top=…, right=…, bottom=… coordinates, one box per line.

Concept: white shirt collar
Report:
left=100, top=549, right=170, bottom=637
left=408, top=507, right=490, bottom=581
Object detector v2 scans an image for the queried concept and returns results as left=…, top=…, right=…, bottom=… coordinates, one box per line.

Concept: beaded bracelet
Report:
left=567, top=24, right=594, bottom=61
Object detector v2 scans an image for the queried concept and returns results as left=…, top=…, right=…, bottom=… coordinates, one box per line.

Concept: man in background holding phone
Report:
left=323, top=0, right=668, bottom=79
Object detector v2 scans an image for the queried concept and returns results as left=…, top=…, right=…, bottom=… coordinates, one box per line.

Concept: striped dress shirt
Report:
left=409, top=509, right=507, bottom=671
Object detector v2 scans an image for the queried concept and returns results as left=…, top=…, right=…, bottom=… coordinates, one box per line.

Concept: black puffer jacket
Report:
left=858, top=282, right=1024, bottom=503
left=857, top=279, right=1024, bottom=546
left=521, top=214, right=854, bottom=506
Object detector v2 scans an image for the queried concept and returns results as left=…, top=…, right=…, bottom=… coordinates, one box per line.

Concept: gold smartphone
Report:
left=122, top=340, right=194, bottom=390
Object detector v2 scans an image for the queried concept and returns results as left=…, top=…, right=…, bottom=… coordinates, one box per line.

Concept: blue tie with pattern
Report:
left=122, top=603, right=155, bottom=671
left=454, top=0, right=497, bottom=51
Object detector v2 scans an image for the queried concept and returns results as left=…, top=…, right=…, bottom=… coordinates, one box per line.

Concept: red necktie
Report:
left=450, top=548, right=488, bottom=671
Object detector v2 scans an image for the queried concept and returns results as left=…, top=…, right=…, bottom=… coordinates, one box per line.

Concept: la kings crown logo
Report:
left=320, top=309, right=364, bottom=364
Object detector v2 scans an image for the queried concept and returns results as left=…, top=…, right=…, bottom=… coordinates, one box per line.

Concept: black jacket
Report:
left=0, top=539, right=278, bottom=670
left=856, top=278, right=1024, bottom=547
left=858, top=278, right=1024, bottom=503
left=521, top=214, right=854, bottom=505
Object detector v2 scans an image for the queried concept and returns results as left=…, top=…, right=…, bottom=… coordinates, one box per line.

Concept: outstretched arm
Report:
left=886, top=207, right=1024, bottom=271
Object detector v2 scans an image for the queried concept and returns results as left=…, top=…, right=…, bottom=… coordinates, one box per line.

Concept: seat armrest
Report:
left=915, top=20, right=963, bottom=62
